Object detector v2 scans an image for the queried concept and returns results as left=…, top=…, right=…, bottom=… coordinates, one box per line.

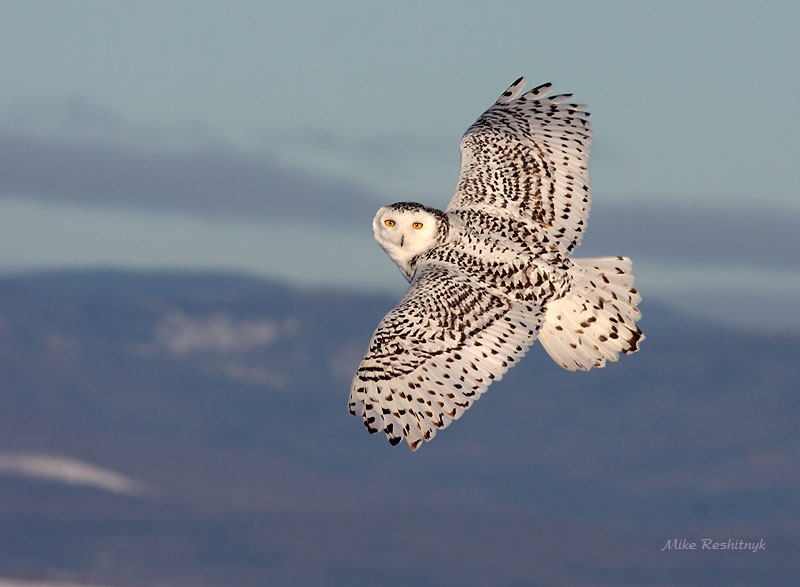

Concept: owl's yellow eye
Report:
left=384, top=219, right=395, bottom=227
left=412, top=222, right=423, bottom=229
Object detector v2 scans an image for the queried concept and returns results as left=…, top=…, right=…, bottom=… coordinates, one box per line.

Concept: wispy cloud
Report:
left=0, top=453, right=145, bottom=496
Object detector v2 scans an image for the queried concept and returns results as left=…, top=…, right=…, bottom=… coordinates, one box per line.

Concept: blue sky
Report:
left=1, top=1, right=798, bottom=328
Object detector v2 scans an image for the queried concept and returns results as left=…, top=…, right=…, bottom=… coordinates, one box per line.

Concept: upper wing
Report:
left=349, top=262, right=543, bottom=450
left=446, top=77, right=593, bottom=257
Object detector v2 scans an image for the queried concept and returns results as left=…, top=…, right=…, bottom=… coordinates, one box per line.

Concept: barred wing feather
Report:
left=348, top=262, right=543, bottom=450
left=447, top=76, right=593, bottom=256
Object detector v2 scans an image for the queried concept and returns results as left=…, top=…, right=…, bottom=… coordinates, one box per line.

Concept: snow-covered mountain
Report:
left=0, top=270, right=797, bottom=586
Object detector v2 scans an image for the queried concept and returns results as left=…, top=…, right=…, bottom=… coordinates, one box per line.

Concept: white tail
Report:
left=539, top=257, right=644, bottom=371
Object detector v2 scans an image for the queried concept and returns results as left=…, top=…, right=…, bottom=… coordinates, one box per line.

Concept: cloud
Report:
left=268, top=126, right=453, bottom=168
left=582, top=201, right=800, bottom=270
left=1, top=99, right=797, bottom=272
left=0, top=125, right=380, bottom=226
left=0, top=453, right=145, bottom=496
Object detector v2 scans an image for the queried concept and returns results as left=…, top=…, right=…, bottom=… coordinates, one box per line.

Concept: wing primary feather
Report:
left=497, top=76, right=527, bottom=104
left=447, top=78, right=594, bottom=256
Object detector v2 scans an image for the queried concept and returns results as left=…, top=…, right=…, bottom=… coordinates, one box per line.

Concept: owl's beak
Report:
left=400, top=235, right=405, bottom=247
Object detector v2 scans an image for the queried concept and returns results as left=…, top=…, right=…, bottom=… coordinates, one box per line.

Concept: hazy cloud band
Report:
left=0, top=127, right=379, bottom=225
left=1, top=125, right=797, bottom=269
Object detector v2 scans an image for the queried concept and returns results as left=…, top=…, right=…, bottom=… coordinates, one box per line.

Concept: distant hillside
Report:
left=0, top=270, right=797, bottom=586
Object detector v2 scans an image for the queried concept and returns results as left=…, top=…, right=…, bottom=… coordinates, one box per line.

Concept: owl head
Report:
left=373, top=202, right=447, bottom=280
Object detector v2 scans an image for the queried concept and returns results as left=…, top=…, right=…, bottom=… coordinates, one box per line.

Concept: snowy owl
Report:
left=349, top=77, right=644, bottom=450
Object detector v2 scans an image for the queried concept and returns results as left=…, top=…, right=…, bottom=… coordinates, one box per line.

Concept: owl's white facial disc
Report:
left=373, top=204, right=440, bottom=279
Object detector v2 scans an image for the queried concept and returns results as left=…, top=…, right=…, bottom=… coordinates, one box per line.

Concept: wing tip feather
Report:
left=497, top=76, right=527, bottom=103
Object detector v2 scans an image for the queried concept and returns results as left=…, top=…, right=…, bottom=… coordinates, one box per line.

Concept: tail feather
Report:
left=539, top=256, right=644, bottom=371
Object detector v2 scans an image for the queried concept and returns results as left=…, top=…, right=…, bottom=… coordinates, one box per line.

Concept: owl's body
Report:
left=375, top=204, right=573, bottom=303
left=350, top=77, right=644, bottom=450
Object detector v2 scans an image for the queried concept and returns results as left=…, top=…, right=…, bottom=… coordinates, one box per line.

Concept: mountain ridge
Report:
left=0, top=269, right=797, bottom=586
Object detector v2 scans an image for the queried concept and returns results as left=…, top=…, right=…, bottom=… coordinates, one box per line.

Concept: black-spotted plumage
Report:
left=349, top=77, right=644, bottom=450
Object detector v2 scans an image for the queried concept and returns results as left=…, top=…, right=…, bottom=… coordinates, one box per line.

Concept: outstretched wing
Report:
left=349, top=262, right=543, bottom=450
left=446, top=76, right=593, bottom=257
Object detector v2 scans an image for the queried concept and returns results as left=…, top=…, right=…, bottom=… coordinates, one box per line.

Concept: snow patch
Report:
left=155, top=310, right=298, bottom=356
left=0, top=453, right=145, bottom=496
left=0, top=580, right=112, bottom=587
